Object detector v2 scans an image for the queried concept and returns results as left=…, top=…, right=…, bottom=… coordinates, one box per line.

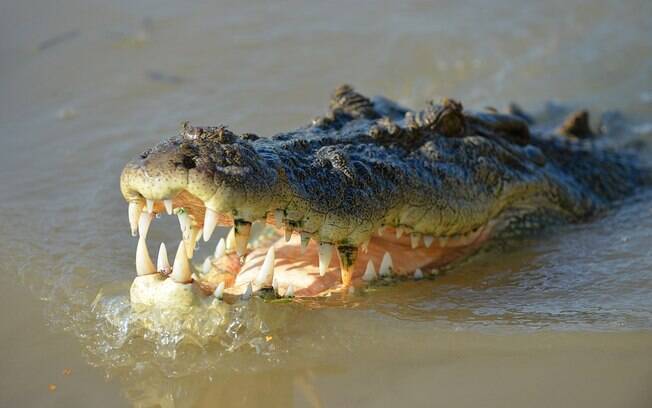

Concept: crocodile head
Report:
left=120, top=85, right=640, bottom=302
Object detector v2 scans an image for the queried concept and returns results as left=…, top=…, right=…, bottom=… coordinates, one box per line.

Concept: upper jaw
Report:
left=120, top=120, right=512, bottom=250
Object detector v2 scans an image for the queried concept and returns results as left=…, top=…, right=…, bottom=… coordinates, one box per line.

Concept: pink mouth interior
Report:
left=202, top=226, right=492, bottom=298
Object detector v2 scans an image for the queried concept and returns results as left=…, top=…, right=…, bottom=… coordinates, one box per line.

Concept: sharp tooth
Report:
left=414, top=268, right=424, bottom=279
left=170, top=241, right=192, bottom=283
left=379, top=252, right=393, bottom=277
left=225, top=227, right=235, bottom=251
left=164, top=199, right=173, bottom=215
left=128, top=202, right=142, bottom=236
left=361, top=239, right=370, bottom=254
left=410, top=233, right=420, bottom=249
left=214, top=238, right=226, bottom=259
left=214, top=281, right=225, bottom=299
left=272, top=276, right=279, bottom=292
left=242, top=282, right=253, bottom=300
left=378, top=226, right=386, bottom=236
left=337, top=246, right=358, bottom=287
left=362, top=259, right=376, bottom=281
left=183, top=227, right=200, bottom=259
left=285, top=284, right=294, bottom=298
left=202, top=256, right=213, bottom=275
left=396, top=227, right=404, bottom=239
left=136, top=237, right=156, bottom=276
left=146, top=199, right=155, bottom=213
left=234, top=220, right=252, bottom=256
left=274, top=210, right=284, bottom=228
left=255, top=246, right=275, bottom=286
left=138, top=212, right=153, bottom=239
left=284, top=227, right=293, bottom=242
left=156, top=242, right=169, bottom=272
left=178, top=211, right=190, bottom=240
left=318, top=243, right=333, bottom=276
left=203, top=208, right=218, bottom=242
left=423, top=235, right=434, bottom=248
left=300, top=233, right=310, bottom=252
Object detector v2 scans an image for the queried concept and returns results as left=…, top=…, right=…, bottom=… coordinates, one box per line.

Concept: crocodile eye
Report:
left=182, top=155, right=196, bottom=169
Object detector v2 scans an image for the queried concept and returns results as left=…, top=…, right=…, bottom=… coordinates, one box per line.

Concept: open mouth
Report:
left=127, top=189, right=494, bottom=301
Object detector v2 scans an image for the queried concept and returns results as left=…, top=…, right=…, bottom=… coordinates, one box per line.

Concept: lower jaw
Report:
left=130, top=224, right=492, bottom=307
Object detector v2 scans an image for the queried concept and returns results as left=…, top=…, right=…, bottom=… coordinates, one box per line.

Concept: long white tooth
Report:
left=146, top=199, right=155, bottom=213
left=178, top=211, right=190, bottom=240
left=255, top=246, right=275, bottom=286
left=285, top=284, right=294, bottom=298
left=136, top=237, right=156, bottom=276
left=410, top=233, right=420, bottom=249
left=377, top=226, right=386, bottom=237
left=214, top=281, right=225, bottom=299
left=234, top=221, right=251, bottom=256
left=414, top=268, right=424, bottom=279
left=396, top=227, right=404, bottom=239
left=170, top=241, right=192, bottom=283
left=362, top=259, right=376, bottom=282
left=163, top=199, right=173, bottom=215
left=423, top=235, right=434, bottom=248
left=128, top=202, right=142, bottom=236
left=361, top=239, right=370, bottom=254
left=186, top=227, right=201, bottom=258
left=214, top=238, right=226, bottom=259
left=156, top=242, right=169, bottom=272
left=138, top=212, right=153, bottom=239
left=300, top=233, right=310, bottom=253
left=242, top=282, right=253, bottom=300
left=379, top=252, right=393, bottom=277
left=225, top=227, right=235, bottom=251
left=182, top=229, right=192, bottom=258
left=202, top=256, right=213, bottom=275
left=274, top=210, right=284, bottom=228
left=203, top=208, right=218, bottom=242
left=272, top=276, right=279, bottom=292
left=318, top=243, right=333, bottom=276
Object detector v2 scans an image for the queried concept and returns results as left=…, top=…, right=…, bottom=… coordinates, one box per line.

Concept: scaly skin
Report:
left=120, top=85, right=649, bottom=303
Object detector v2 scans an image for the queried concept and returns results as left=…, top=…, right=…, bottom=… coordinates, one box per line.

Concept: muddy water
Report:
left=2, top=0, right=652, bottom=406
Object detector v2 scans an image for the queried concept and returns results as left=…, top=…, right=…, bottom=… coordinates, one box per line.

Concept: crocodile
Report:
left=120, top=85, right=649, bottom=306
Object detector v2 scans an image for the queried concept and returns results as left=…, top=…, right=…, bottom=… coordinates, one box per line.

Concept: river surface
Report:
left=1, top=0, right=652, bottom=407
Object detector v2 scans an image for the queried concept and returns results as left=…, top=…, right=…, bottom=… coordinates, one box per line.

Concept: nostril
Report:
left=182, top=155, right=196, bottom=169
left=140, top=149, right=152, bottom=159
